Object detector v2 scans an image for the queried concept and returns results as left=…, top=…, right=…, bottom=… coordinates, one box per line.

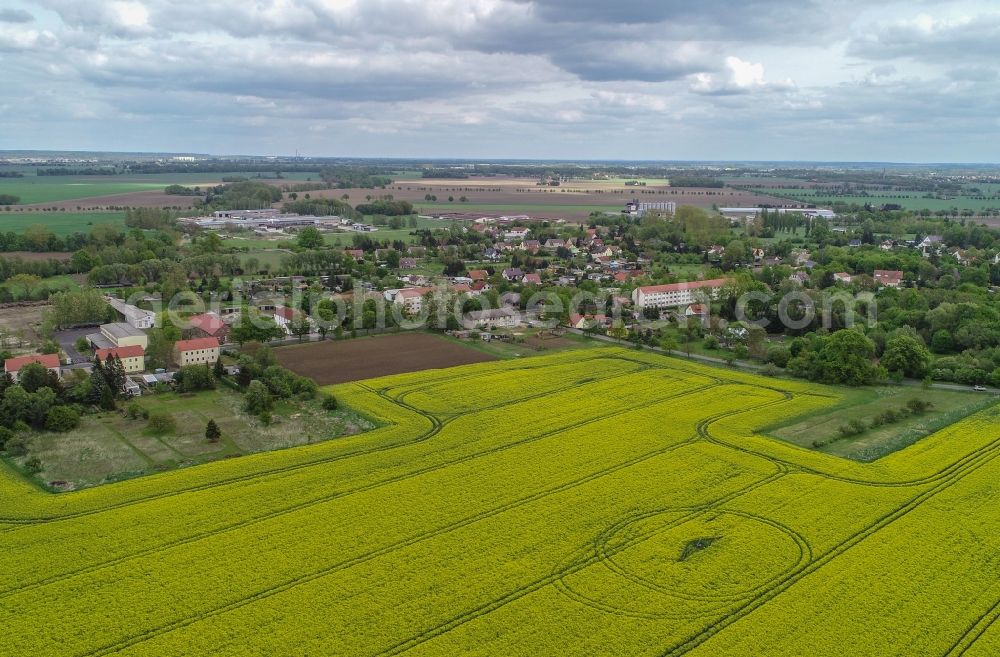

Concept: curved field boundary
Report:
left=0, top=365, right=703, bottom=599
left=0, top=352, right=631, bottom=524
left=660, top=431, right=1000, bottom=655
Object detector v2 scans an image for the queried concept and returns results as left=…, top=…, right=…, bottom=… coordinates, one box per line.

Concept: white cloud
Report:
left=690, top=56, right=794, bottom=95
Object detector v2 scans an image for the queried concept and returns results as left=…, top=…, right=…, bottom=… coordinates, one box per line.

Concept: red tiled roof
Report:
left=636, top=278, right=728, bottom=294
left=273, top=306, right=298, bottom=321
left=96, top=345, right=144, bottom=360
left=4, top=353, right=60, bottom=373
left=175, top=337, right=220, bottom=353
left=188, top=313, right=226, bottom=335
left=874, top=269, right=903, bottom=282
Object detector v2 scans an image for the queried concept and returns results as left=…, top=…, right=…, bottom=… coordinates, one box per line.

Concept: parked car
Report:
left=973, top=385, right=988, bottom=392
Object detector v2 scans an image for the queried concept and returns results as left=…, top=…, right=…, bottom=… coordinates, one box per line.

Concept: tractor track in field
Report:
left=0, top=352, right=628, bottom=526
left=943, top=595, right=1000, bottom=657
left=660, top=420, right=1000, bottom=655
left=0, top=360, right=688, bottom=599
left=71, top=433, right=707, bottom=657
left=368, top=391, right=799, bottom=655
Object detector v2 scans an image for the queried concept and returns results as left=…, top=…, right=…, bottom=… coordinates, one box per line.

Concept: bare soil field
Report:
left=303, top=176, right=797, bottom=220
left=274, top=332, right=498, bottom=385
left=18, top=190, right=200, bottom=211
left=0, top=303, right=49, bottom=345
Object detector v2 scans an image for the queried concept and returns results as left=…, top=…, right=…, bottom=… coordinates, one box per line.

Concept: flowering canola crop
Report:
left=1, top=347, right=998, bottom=657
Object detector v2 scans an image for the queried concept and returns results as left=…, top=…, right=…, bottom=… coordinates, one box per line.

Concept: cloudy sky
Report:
left=1, top=0, right=999, bottom=161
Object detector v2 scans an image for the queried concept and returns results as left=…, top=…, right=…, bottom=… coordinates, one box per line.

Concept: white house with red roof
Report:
left=631, top=278, right=728, bottom=309
left=272, top=306, right=300, bottom=334
left=873, top=270, right=904, bottom=288
left=4, top=354, right=61, bottom=382
left=174, top=337, right=221, bottom=367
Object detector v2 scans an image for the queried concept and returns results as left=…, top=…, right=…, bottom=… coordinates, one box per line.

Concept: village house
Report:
left=174, top=337, right=221, bottom=367
left=272, top=306, right=301, bottom=333
left=95, top=345, right=145, bottom=373
left=833, top=272, right=853, bottom=285
left=464, top=308, right=520, bottom=330
left=187, top=312, right=230, bottom=344
left=522, top=273, right=542, bottom=286
left=4, top=354, right=61, bottom=382
left=873, top=270, right=904, bottom=288
left=502, top=268, right=524, bottom=282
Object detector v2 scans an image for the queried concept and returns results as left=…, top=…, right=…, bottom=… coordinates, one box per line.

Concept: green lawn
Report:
left=1, top=274, right=80, bottom=299
left=0, top=211, right=125, bottom=235
left=751, top=187, right=1000, bottom=212
left=769, top=386, right=998, bottom=461
left=12, top=388, right=375, bottom=490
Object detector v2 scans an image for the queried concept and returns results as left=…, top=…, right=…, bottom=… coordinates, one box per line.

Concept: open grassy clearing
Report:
left=0, top=211, right=126, bottom=235
left=0, top=347, right=998, bottom=656
left=768, top=386, right=995, bottom=461
left=7, top=388, right=375, bottom=491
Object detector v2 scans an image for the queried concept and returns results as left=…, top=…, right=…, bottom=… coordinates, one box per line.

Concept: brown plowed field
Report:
left=274, top=332, right=497, bottom=385
left=297, top=176, right=798, bottom=220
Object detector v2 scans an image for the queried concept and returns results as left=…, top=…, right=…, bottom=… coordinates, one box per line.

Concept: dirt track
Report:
left=274, top=332, right=497, bottom=385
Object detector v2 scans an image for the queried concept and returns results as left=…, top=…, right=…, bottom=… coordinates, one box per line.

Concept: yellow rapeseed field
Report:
left=1, top=347, right=998, bottom=656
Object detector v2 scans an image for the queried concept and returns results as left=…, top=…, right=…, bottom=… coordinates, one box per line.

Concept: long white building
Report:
left=625, top=200, right=676, bottom=217
left=631, top=278, right=728, bottom=309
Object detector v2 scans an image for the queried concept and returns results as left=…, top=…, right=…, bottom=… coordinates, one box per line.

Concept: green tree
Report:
left=205, top=419, right=222, bottom=443
left=229, top=314, right=284, bottom=345
left=147, top=412, right=176, bottom=435
left=881, top=334, right=932, bottom=379
left=175, top=365, right=215, bottom=392
left=296, top=227, right=324, bottom=249
left=45, top=406, right=80, bottom=432
left=930, top=329, right=953, bottom=354
left=819, top=330, right=878, bottom=386
left=243, top=380, right=273, bottom=416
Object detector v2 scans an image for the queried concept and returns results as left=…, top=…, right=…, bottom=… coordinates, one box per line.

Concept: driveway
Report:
left=53, top=326, right=98, bottom=365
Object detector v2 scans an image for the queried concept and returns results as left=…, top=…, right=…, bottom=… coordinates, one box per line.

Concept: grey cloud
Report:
left=0, top=8, right=34, bottom=22
left=848, top=13, right=1000, bottom=63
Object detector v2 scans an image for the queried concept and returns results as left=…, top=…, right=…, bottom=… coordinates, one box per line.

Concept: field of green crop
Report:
left=0, top=211, right=125, bottom=235
left=752, top=187, right=1000, bottom=212
left=0, top=180, right=165, bottom=204
left=0, top=172, right=321, bottom=205
left=0, top=347, right=998, bottom=656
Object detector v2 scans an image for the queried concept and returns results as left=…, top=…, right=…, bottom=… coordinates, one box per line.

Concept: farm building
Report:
left=106, top=297, right=155, bottom=329
left=187, top=312, right=230, bottom=344
left=95, top=345, right=146, bottom=373
left=174, top=337, right=221, bottom=367
left=88, top=323, right=149, bottom=351
left=4, top=354, right=61, bottom=382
